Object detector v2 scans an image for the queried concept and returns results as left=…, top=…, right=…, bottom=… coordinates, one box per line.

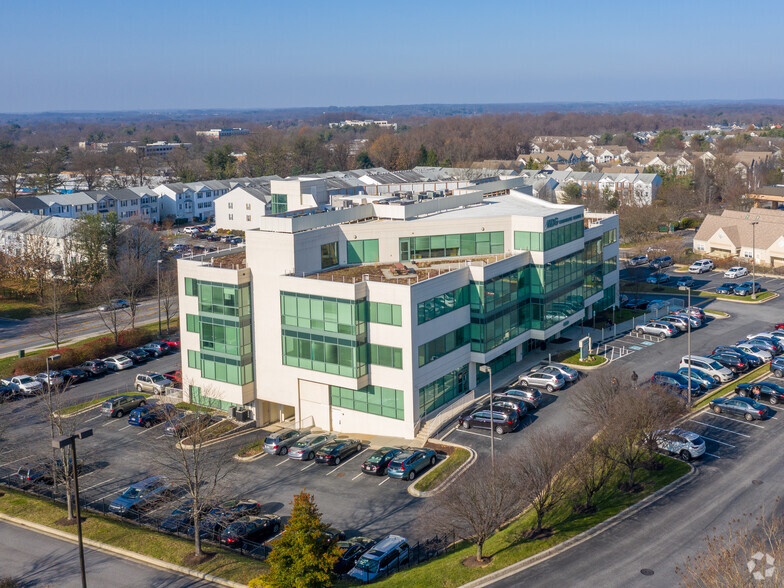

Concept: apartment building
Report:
left=177, top=189, right=619, bottom=439
left=196, top=128, right=250, bottom=139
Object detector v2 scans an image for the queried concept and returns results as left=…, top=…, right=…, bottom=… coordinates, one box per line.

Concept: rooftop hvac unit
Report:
left=236, top=408, right=251, bottom=422
left=229, top=406, right=238, bottom=419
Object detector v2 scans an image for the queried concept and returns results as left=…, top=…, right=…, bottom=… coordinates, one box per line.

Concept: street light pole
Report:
left=686, top=288, right=692, bottom=407
left=46, top=353, right=61, bottom=497
left=751, top=221, right=759, bottom=300
left=479, top=364, right=494, bottom=467
left=53, top=428, right=93, bottom=588
left=157, top=259, right=162, bottom=338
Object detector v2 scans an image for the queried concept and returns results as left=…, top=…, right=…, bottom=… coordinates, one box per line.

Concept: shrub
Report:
left=81, top=336, right=116, bottom=360
left=118, top=328, right=147, bottom=349
left=679, top=217, right=700, bottom=229
left=12, top=355, right=46, bottom=376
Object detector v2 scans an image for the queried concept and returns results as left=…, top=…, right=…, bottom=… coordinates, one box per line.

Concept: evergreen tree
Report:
left=250, top=491, right=339, bottom=588
left=425, top=148, right=439, bottom=167
left=415, top=144, right=428, bottom=166
left=354, top=151, right=373, bottom=169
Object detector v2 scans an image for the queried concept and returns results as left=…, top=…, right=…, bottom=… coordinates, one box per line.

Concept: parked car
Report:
left=775, top=322, right=784, bottom=331
left=679, top=355, right=734, bottom=383
left=715, top=283, right=736, bottom=295
left=122, top=348, right=150, bottom=363
left=103, top=355, right=133, bottom=371
left=677, top=367, right=717, bottom=390
left=100, top=394, right=146, bottom=418
left=530, top=363, right=579, bottom=383
left=517, top=371, right=564, bottom=392
left=709, top=396, right=768, bottom=421
left=734, top=281, right=763, bottom=296
left=658, top=316, right=689, bottom=332
left=0, top=384, right=16, bottom=400
left=134, top=373, right=172, bottom=394
left=163, top=412, right=212, bottom=438
left=736, top=382, right=784, bottom=405
left=709, top=352, right=749, bottom=374
left=483, top=397, right=528, bottom=420
left=220, top=515, right=282, bottom=548
left=713, top=347, right=762, bottom=368
left=34, top=371, right=64, bottom=387
left=635, top=320, right=677, bottom=339
left=655, top=428, right=706, bottom=461
left=745, top=337, right=782, bottom=356
left=649, top=256, right=673, bottom=269
left=459, top=408, right=518, bottom=434
left=771, top=356, right=784, bottom=378
left=141, top=341, right=170, bottom=357
left=108, top=476, right=170, bottom=515
left=622, top=298, right=649, bottom=310
left=683, top=306, right=707, bottom=321
left=650, top=371, right=701, bottom=396
left=287, top=433, right=337, bottom=461
left=387, top=448, right=438, bottom=481
left=98, top=299, right=130, bottom=311
left=1, top=375, right=43, bottom=395
left=15, top=460, right=81, bottom=486
left=735, top=343, right=773, bottom=362
left=500, top=388, right=542, bottom=409
left=688, top=259, right=714, bottom=273
left=79, top=359, right=108, bottom=376
left=162, top=334, right=180, bottom=349
left=627, top=254, right=649, bottom=267
left=335, top=537, right=377, bottom=574
left=723, top=266, right=749, bottom=278
left=646, top=272, right=670, bottom=284
left=315, top=439, right=363, bottom=465
left=676, top=276, right=695, bottom=288
left=195, top=499, right=262, bottom=540
left=60, top=367, right=90, bottom=385
left=361, top=447, right=404, bottom=476
left=670, top=312, right=702, bottom=328
left=128, top=403, right=177, bottom=428
left=348, top=535, right=410, bottom=582
left=160, top=499, right=214, bottom=534
left=163, top=370, right=182, bottom=385
left=262, top=428, right=306, bottom=456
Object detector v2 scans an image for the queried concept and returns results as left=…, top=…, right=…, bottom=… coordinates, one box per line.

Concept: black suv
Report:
left=361, top=447, right=404, bottom=476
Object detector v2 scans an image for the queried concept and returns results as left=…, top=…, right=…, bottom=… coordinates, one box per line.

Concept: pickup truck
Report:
left=164, top=370, right=183, bottom=385
left=1, top=375, right=43, bottom=395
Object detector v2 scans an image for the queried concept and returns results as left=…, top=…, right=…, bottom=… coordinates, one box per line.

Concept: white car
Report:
left=688, top=259, right=714, bottom=274
left=735, top=344, right=773, bottom=362
left=724, top=266, right=749, bottom=278
left=1, top=375, right=43, bottom=395
left=103, top=355, right=134, bottom=371
left=34, top=371, right=65, bottom=387
left=530, top=363, right=580, bottom=383
left=655, top=428, right=706, bottom=461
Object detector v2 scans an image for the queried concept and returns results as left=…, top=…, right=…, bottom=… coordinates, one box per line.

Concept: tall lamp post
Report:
left=751, top=221, right=759, bottom=300
left=52, top=428, right=93, bottom=588
left=686, top=288, right=692, bottom=407
left=156, top=259, right=163, bottom=338
left=478, top=364, right=494, bottom=467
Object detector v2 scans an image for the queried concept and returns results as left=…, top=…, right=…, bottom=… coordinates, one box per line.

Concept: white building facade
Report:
left=177, top=191, right=619, bottom=439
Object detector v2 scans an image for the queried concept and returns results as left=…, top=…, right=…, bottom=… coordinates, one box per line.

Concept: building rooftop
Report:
left=305, top=253, right=518, bottom=284
left=403, top=191, right=576, bottom=223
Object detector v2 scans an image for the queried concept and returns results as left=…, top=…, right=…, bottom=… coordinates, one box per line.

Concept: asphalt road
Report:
left=0, top=298, right=177, bottom=358
left=486, top=291, right=784, bottom=587
left=0, top=520, right=217, bottom=587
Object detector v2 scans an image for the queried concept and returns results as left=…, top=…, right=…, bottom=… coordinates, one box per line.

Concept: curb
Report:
left=178, top=422, right=258, bottom=450
left=461, top=462, right=697, bottom=588
left=0, top=512, right=248, bottom=588
left=408, top=441, right=477, bottom=498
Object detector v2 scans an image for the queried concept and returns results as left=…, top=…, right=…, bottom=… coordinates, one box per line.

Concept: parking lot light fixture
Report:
left=53, top=428, right=92, bottom=588
left=687, top=288, right=691, bottom=407
left=751, top=222, right=758, bottom=300
left=478, top=364, right=494, bottom=467
left=157, top=259, right=163, bottom=338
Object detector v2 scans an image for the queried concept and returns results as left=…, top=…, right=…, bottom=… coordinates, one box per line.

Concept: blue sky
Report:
left=1, top=0, right=781, bottom=113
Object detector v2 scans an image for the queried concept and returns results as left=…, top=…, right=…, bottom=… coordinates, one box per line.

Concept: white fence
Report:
left=594, top=298, right=685, bottom=343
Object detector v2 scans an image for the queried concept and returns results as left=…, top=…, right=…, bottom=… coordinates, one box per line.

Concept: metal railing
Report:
left=420, top=392, right=480, bottom=441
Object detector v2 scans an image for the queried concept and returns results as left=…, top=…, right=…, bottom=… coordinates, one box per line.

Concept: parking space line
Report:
left=275, top=459, right=290, bottom=467
left=81, top=477, right=116, bottom=493
left=700, top=435, right=735, bottom=448
left=704, top=452, right=721, bottom=458
left=101, top=419, right=118, bottom=427
left=0, top=455, right=33, bottom=468
left=119, top=425, right=133, bottom=431
left=352, top=473, right=363, bottom=481
left=689, top=420, right=751, bottom=438
left=378, top=477, right=389, bottom=486
left=451, top=428, right=505, bottom=440
left=155, top=434, right=167, bottom=439
left=79, top=470, right=98, bottom=478
left=707, top=413, right=765, bottom=429
left=326, top=448, right=370, bottom=476
left=85, top=414, right=103, bottom=423
left=301, top=462, right=316, bottom=472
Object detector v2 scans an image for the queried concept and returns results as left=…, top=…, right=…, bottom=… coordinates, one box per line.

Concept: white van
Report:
left=679, top=355, right=733, bottom=383
left=348, top=535, right=410, bottom=581
left=688, top=259, right=714, bottom=274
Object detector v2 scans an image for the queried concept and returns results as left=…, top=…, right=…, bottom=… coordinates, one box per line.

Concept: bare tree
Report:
left=430, top=460, right=522, bottom=562
left=0, top=143, right=32, bottom=197
left=71, top=150, right=107, bottom=190
left=114, top=221, right=159, bottom=327
left=572, top=368, right=627, bottom=429
left=677, top=502, right=784, bottom=587
left=93, top=277, right=126, bottom=344
left=152, top=386, right=237, bottom=559
left=513, top=429, right=580, bottom=534
left=160, top=267, right=178, bottom=334
left=39, top=277, right=65, bottom=350
left=567, top=434, right=617, bottom=513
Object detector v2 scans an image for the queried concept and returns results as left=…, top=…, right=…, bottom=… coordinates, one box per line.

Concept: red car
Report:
left=162, top=335, right=180, bottom=349
left=775, top=323, right=784, bottom=331
left=164, top=370, right=182, bottom=384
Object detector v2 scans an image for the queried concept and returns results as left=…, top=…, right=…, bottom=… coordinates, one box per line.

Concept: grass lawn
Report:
left=238, top=439, right=265, bottom=458
left=59, top=393, right=150, bottom=416
left=556, top=349, right=607, bottom=367
left=583, top=308, right=644, bottom=329
left=196, top=419, right=239, bottom=443
left=372, top=456, right=690, bottom=588
left=174, top=402, right=224, bottom=415
left=692, top=363, right=770, bottom=410
left=414, top=449, right=471, bottom=493
left=0, top=488, right=267, bottom=583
